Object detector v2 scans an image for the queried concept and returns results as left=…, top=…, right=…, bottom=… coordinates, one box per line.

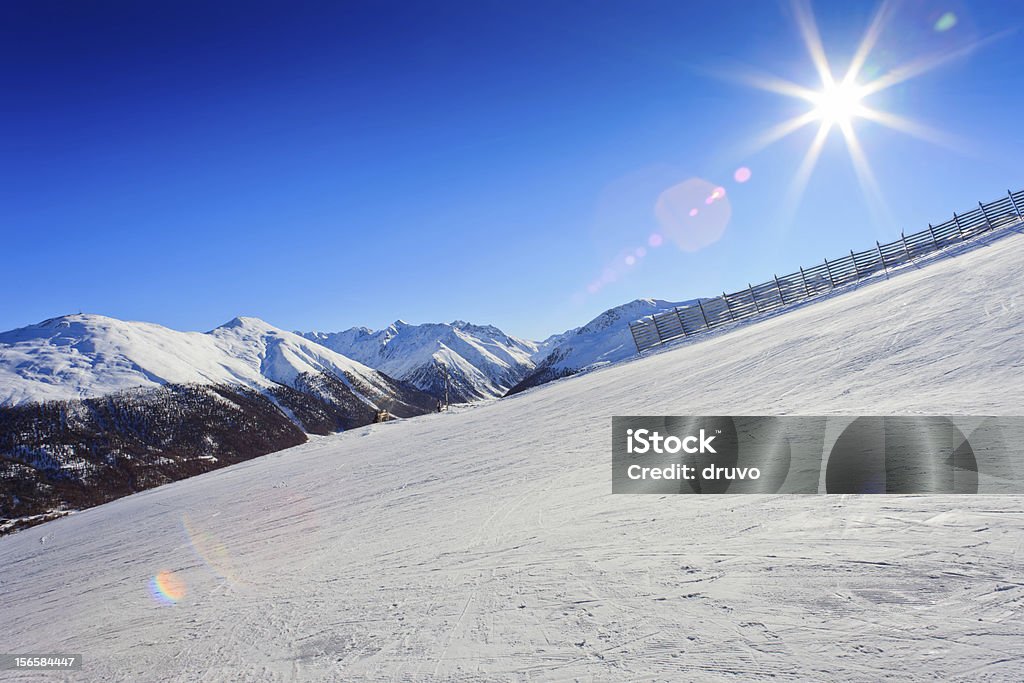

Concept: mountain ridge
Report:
left=303, top=319, right=548, bottom=403
left=0, top=313, right=424, bottom=409
left=507, top=298, right=696, bottom=394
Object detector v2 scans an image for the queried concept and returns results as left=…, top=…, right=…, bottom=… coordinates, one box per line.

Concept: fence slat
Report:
left=629, top=322, right=648, bottom=351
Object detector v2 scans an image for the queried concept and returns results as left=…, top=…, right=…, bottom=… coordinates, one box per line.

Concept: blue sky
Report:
left=3, top=1, right=1022, bottom=340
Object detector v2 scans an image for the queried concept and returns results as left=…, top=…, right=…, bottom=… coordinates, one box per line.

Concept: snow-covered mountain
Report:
left=0, top=314, right=438, bottom=533
left=0, top=314, right=433, bottom=417
left=532, top=326, right=578, bottom=362
left=303, top=320, right=544, bottom=403
left=507, top=298, right=694, bottom=394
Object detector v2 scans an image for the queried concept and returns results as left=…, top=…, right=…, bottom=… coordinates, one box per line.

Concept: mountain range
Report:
left=0, top=314, right=437, bottom=532
left=0, top=314, right=433, bottom=413
left=302, top=320, right=562, bottom=403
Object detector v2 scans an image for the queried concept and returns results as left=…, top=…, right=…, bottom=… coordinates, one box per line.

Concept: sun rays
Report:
left=735, top=0, right=1001, bottom=229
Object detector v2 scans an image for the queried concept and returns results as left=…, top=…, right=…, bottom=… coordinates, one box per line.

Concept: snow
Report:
left=512, top=297, right=694, bottom=391
left=558, top=297, right=692, bottom=368
left=530, top=327, right=578, bottom=362
left=304, top=320, right=541, bottom=400
left=0, top=315, right=398, bottom=407
left=2, top=228, right=1024, bottom=680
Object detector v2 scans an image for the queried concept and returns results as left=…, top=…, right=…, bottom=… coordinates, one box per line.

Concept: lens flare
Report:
left=655, top=178, right=732, bottom=252
left=182, top=513, right=239, bottom=585
left=150, top=570, right=186, bottom=605
left=582, top=243, right=654, bottom=298
left=934, top=12, right=957, bottom=32
left=734, top=167, right=752, bottom=183
left=648, top=233, right=663, bottom=247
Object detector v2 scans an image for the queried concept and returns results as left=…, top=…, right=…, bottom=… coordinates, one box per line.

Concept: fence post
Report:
left=952, top=212, right=966, bottom=239
left=1009, top=190, right=1023, bottom=218
left=650, top=316, right=665, bottom=344
left=748, top=284, right=761, bottom=313
left=723, top=292, right=736, bottom=321
left=927, top=224, right=940, bottom=249
left=774, top=275, right=787, bottom=304
left=697, top=299, right=711, bottom=329
left=823, top=258, right=837, bottom=288
left=900, top=231, right=912, bottom=260
left=798, top=267, right=812, bottom=298
left=876, top=241, right=889, bottom=279
left=673, top=307, right=688, bottom=337
left=629, top=322, right=647, bottom=352
left=978, top=201, right=996, bottom=231
left=850, top=249, right=861, bottom=278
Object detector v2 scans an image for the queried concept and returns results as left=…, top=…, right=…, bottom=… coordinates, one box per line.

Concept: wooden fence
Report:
left=629, top=189, right=1024, bottom=353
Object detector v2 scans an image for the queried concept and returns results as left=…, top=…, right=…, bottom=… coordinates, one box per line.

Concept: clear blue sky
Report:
left=3, top=1, right=1022, bottom=340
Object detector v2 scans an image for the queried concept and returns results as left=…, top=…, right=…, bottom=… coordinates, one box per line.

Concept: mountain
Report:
left=507, top=298, right=694, bottom=394
left=0, top=314, right=436, bottom=532
left=303, top=320, right=545, bottom=403
left=532, top=326, right=579, bottom=362
left=0, top=314, right=430, bottom=415
left=3, top=219, right=1021, bottom=679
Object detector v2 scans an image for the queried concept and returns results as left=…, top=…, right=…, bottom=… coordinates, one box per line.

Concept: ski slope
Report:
left=2, top=227, right=1024, bottom=681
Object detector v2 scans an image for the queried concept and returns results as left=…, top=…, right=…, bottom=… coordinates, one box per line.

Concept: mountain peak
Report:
left=508, top=297, right=694, bottom=395
left=300, top=318, right=545, bottom=403
left=216, top=316, right=275, bottom=332
left=33, top=313, right=113, bottom=329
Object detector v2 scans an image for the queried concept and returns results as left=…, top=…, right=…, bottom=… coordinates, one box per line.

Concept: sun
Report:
left=724, top=0, right=995, bottom=226
left=811, top=80, right=866, bottom=126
